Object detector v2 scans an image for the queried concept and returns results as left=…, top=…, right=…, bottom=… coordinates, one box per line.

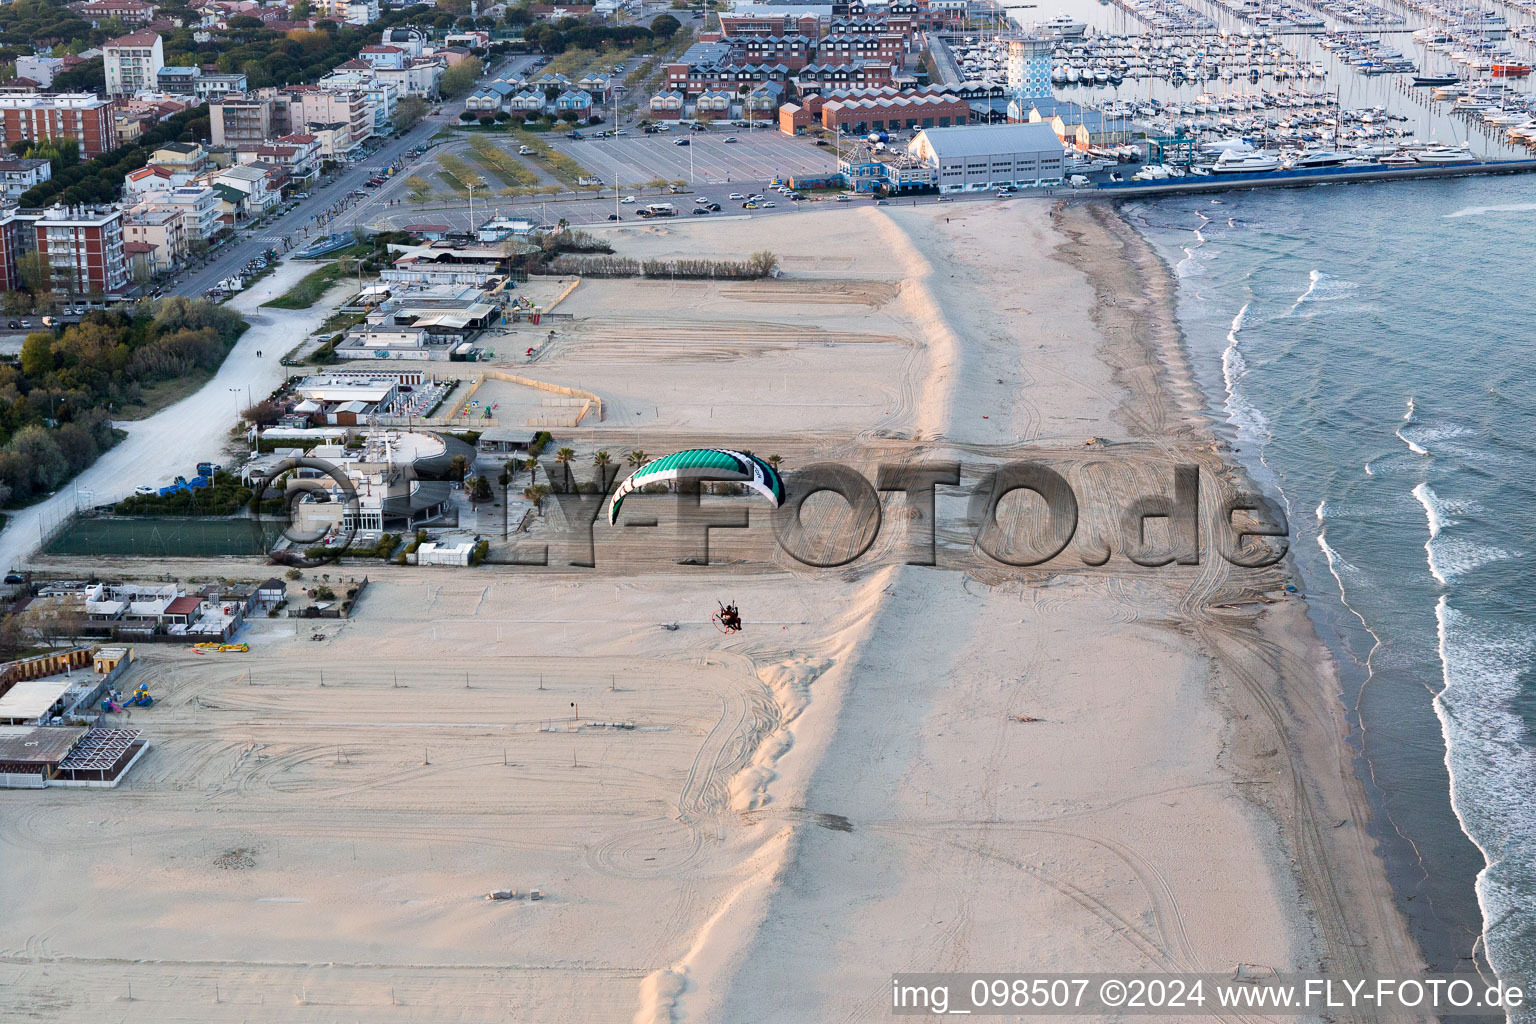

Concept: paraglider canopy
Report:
left=606, top=448, right=785, bottom=526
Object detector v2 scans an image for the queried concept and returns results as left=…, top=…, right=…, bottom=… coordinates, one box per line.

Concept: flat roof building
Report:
left=907, top=122, right=1066, bottom=193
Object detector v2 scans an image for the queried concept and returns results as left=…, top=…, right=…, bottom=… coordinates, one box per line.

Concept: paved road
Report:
left=170, top=54, right=538, bottom=302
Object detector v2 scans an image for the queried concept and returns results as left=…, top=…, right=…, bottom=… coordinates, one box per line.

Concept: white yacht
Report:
left=1288, top=148, right=1352, bottom=168
left=1041, top=13, right=1088, bottom=37
left=1211, top=150, right=1283, bottom=173
left=1412, top=144, right=1476, bottom=164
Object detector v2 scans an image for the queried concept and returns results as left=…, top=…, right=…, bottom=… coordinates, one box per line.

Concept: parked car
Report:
left=762, top=201, right=776, bottom=208
left=621, top=196, right=636, bottom=204
left=674, top=138, right=690, bottom=146
left=608, top=213, right=621, bottom=220
left=729, top=192, right=744, bottom=200
left=835, top=195, right=851, bottom=202
left=723, top=136, right=738, bottom=143
left=692, top=208, right=711, bottom=215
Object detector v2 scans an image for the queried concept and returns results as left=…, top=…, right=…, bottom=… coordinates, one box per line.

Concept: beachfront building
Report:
left=907, top=122, right=1066, bottom=192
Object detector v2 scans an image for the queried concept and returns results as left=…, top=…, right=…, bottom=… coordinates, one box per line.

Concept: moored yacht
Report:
left=1041, top=13, right=1087, bottom=37
left=1211, top=149, right=1283, bottom=173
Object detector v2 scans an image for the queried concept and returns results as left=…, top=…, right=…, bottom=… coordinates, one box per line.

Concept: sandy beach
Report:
left=0, top=200, right=1424, bottom=1022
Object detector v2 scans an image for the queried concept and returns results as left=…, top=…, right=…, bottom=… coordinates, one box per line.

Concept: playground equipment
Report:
left=101, top=685, right=153, bottom=712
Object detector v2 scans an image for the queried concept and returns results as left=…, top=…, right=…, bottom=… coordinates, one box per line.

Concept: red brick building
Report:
left=0, top=93, right=118, bottom=159
left=32, top=205, right=130, bottom=297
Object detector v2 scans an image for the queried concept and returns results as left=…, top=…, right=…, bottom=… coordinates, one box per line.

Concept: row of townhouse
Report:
left=464, top=82, right=597, bottom=119
left=648, top=81, right=783, bottom=119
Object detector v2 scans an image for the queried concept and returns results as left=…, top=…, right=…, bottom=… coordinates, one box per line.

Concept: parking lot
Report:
left=550, top=128, right=838, bottom=187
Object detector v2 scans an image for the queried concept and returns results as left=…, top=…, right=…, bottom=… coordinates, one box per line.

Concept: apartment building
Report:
left=32, top=204, right=130, bottom=297
left=103, top=31, right=165, bottom=98
left=209, top=92, right=272, bottom=147
left=0, top=158, right=51, bottom=201
left=139, top=184, right=222, bottom=243
left=74, top=1, right=158, bottom=28
left=15, top=55, right=65, bottom=88
left=0, top=208, right=27, bottom=292
left=123, top=205, right=185, bottom=273
left=285, top=86, right=372, bottom=151
left=0, top=93, right=118, bottom=158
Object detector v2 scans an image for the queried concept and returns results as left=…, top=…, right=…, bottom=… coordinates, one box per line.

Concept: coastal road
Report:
left=170, top=54, right=539, bottom=302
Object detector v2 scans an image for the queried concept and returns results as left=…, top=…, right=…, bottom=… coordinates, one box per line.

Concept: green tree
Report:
left=19, top=333, right=53, bottom=378
left=16, top=251, right=46, bottom=295
left=395, top=95, right=429, bottom=131
left=440, top=55, right=485, bottom=98
left=626, top=449, right=647, bottom=467
left=592, top=449, right=610, bottom=469
left=448, top=453, right=469, bottom=481
left=650, top=13, right=681, bottom=39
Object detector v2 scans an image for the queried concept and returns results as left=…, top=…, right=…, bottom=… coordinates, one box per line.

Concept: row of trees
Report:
left=0, top=298, right=246, bottom=505
left=156, top=4, right=438, bottom=93
left=520, top=20, right=659, bottom=54
left=18, top=105, right=207, bottom=208
left=0, top=1, right=443, bottom=99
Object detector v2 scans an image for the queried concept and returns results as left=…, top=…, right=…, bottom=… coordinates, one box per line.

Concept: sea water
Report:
left=1126, top=177, right=1536, bottom=987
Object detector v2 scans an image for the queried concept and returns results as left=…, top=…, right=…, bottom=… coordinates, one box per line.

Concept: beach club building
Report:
left=907, top=122, right=1066, bottom=193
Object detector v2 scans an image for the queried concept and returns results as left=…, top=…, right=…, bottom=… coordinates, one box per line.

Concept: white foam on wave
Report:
left=1412, top=483, right=1448, bottom=585
left=1432, top=597, right=1536, bottom=985
left=1221, top=302, right=1269, bottom=445
left=1174, top=210, right=1212, bottom=279
left=1287, top=269, right=1360, bottom=315
left=1411, top=484, right=1510, bottom=585
left=1444, top=201, right=1536, bottom=219
left=1315, top=501, right=1384, bottom=678
left=1364, top=462, right=1374, bottom=476
left=1398, top=396, right=1429, bottom=455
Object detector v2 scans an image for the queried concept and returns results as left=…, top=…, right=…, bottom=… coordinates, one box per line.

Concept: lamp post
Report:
left=465, top=178, right=483, bottom=236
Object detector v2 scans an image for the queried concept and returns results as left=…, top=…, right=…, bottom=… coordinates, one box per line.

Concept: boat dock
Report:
left=1091, top=157, right=1536, bottom=195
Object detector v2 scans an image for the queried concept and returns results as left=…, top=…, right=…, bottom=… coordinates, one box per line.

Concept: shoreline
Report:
left=1057, top=198, right=1428, bottom=979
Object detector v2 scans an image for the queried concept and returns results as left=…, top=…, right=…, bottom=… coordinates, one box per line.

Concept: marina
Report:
left=933, top=0, right=1536, bottom=196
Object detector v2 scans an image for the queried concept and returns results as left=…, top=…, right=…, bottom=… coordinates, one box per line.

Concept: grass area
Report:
left=511, top=129, right=599, bottom=190
left=405, top=175, right=433, bottom=201
left=469, top=136, right=539, bottom=189
left=438, top=151, right=485, bottom=191
left=261, top=261, right=350, bottom=310
left=120, top=368, right=216, bottom=421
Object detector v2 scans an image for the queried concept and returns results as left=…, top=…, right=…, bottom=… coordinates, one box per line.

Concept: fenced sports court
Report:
left=44, top=517, right=282, bottom=558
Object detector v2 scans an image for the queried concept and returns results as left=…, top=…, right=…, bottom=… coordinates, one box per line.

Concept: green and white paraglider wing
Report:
left=606, top=448, right=785, bottom=525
